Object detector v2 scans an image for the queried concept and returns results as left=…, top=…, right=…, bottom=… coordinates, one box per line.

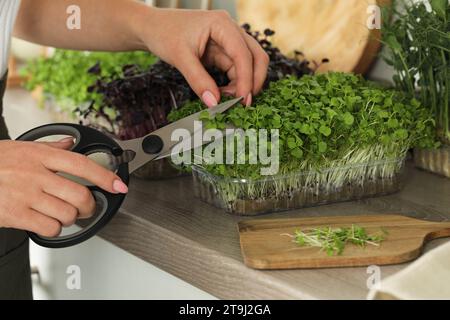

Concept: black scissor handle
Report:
left=17, top=123, right=130, bottom=248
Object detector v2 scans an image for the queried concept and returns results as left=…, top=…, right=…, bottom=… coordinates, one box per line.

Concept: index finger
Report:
left=211, top=20, right=254, bottom=104
left=41, top=148, right=127, bottom=194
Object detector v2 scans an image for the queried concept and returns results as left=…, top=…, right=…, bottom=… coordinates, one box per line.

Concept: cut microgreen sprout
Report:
left=282, top=225, right=388, bottom=256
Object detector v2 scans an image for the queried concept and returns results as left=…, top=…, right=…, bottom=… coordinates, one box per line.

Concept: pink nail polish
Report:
left=113, top=180, right=129, bottom=194
left=59, top=137, right=75, bottom=143
left=202, top=91, right=218, bottom=108
left=246, top=93, right=253, bottom=107
left=221, top=90, right=235, bottom=97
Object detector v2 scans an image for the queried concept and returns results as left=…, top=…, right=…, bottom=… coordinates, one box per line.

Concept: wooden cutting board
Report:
left=238, top=215, right=450, bottom=270
left=237, top=0, right=391, bottom=74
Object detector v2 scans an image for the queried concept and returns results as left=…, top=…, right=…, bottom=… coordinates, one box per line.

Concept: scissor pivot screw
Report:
left=142, top=135, right=164, bottom=155
left=111, top=147, right=124, bottom=157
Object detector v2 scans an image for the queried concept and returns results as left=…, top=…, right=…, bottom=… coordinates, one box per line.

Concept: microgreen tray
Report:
left=414, top=145, right=450, bottom=178
left=192, top=158, right=406, bottom=216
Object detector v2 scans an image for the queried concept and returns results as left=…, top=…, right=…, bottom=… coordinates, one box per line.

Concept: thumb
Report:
left=39, top=137, right=75, bottom=150
left=176, top=53, right=221, bottom=108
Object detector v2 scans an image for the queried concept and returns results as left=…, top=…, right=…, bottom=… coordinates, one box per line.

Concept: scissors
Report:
left=17, top=97, right=243, bottom=248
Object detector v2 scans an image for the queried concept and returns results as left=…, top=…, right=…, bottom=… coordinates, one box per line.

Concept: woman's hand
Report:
left=0, top=139, right=128, bottom=237
left=135, top=8, right=270, bottom=107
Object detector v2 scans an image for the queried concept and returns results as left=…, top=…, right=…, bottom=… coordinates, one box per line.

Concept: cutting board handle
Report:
left=423, top=221, right=450, bottom=242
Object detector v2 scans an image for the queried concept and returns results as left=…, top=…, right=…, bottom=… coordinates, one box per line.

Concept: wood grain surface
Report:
left=99, top=163, right=450, bottom=300
left=236, top=0, right=391, bottom=74
left=239, top=215, right=450, bottom=270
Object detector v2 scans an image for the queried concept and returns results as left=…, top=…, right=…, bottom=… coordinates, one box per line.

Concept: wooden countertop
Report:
left=99, top=163, right=450, bottom=300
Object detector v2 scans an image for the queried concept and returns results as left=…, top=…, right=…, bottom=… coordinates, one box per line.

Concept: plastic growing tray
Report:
left=414, top=145, right=450, bottom=178
left=192, top=158, right=406, bottom=216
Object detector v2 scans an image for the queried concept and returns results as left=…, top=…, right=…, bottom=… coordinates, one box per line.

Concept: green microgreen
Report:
left=381, top=0, right=449, bottom=144
left=284, top=225, right=388, bottom=256
left=22, top=50, right=158, bottom=116
left=170, top=73, right=439, bottom=210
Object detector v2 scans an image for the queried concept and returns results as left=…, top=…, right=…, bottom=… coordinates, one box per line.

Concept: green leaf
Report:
left=380, top=135, right=391, bottom=145
left=366, top=129, right=376, bottom=138
left=287, top=137, right=297, bottom=149
left=260, top=107, right=273, bottom=116
left=290, top=148, right=304, bottom=159
left=300, top=123, right=311, bottom=135
left=387, top=118, right=399, bottom=128
left=318, top=141, right=327, bottom=153
left=330, top=97, right=340, bottom=107
left=385, top=35, right=402, bottom=54
left=319, top=125, right=332, bottom=137
left=384, top=97, right=393, bottom=107
left=281, top=87, right=294, bottom=99
left=343, top=113, right=355, bottom=126
left=272, top=118, right=282, bottom=128
left=378, top=111, right=390, bottom=119
left=199, top=110, right=211, bottom=121
left=430, top=0, right=447, bottom=20
left=205, top=122, right=218, bottom=130
left=393, top=103, right=404, bottom=114
left=394, top=129, right=409, bottom=140
left=410, top=99, right=421, bottom=109
left=326, top=108, right=338, bottom=120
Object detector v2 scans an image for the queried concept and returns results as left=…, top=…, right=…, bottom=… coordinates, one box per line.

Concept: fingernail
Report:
left=246, top=93, right=253, bottom=107
left=221, top=89, right=236, bottom=97
left=113, top=180, right=129, bottom=194
left=59, top=137, right=74, bottom=143
left=202, top=91, right=218, bottom=108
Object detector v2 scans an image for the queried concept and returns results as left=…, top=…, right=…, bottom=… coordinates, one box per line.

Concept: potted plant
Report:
left=169, top=72, right=438, bottom=216
left=382, top=0, right=449, bottom=177
left=21, top=49, right=157, bottom=123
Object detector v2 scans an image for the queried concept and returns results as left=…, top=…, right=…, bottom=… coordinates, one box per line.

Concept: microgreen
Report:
left=382, top=0, right=449, bottom=144
left=171, top=72, right=438, bottom=209
left=284, top=225, right=387, bottom=256
left=22, top=50, right=157, bottom=116
left=170, top=72, right=437, bottom=180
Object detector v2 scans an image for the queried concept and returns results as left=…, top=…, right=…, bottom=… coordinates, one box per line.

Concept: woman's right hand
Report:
left=0, top=139, right=128, bottom=237
left=136, top=8, right=270, bottom=108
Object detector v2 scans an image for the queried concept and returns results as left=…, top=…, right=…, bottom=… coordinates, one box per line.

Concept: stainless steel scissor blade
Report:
left=118, top=97, right=243, bottom=173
